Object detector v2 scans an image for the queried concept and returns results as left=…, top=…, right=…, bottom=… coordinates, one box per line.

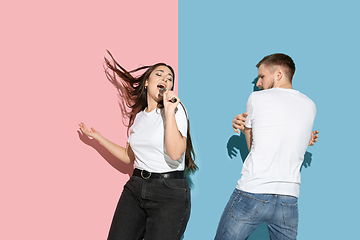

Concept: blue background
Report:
left=179, top=0, right=360, bottom=239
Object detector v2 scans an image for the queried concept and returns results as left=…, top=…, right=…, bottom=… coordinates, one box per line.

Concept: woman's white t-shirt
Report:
left=128, top=105, right=188, bottom=173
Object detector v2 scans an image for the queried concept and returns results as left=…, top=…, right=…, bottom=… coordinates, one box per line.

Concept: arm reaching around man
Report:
left=232, top=112, right=319, bottom=147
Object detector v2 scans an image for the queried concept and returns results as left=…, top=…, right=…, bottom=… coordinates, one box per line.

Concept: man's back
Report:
left=237, top=88, right=316, bottom=197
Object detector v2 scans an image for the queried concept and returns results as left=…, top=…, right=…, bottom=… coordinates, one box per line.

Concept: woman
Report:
left=79, top=51, right=197, bottom=240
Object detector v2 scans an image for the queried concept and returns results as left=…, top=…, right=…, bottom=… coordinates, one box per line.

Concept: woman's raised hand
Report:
left=79, top=122, right=101, bottom=140
left=163, top=90, right=179, bottom=112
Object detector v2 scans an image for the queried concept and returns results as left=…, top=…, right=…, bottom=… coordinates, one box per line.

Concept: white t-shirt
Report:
left=237, top=88, right=316, bottom=198
left=128, top=105, right=188, bottom=173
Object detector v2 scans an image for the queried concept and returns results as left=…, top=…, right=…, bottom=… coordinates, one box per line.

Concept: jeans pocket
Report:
left=158, top=179, right=190, bottom=207
left=281, top=198, right=298, bottom=229
left=229, top=191, right=268, bottom=222
left=161, top=178, right=188, bottom=190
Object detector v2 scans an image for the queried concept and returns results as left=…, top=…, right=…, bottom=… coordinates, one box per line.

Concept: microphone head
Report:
left=159, top=87, right=167, bottom=94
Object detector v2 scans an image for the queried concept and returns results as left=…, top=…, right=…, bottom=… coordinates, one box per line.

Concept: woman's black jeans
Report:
left=107, top=175, right=191, bottom=240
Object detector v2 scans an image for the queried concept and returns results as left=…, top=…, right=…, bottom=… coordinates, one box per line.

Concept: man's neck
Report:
left=275, top=81, right=293, bottom=89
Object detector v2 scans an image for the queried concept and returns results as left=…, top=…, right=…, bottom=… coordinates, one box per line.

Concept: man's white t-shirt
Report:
left=237, top=88, right=316, bottom=198
left=128, top=105, right=187, bottom=173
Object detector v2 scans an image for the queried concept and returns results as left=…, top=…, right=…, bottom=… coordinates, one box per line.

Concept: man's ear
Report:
left=275, top=68, right=283, bottom=81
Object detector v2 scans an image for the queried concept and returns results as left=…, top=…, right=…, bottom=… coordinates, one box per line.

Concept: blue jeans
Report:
left=107, top=175, right=191, bottom=240
left=215, top=189, right=298, bottom=240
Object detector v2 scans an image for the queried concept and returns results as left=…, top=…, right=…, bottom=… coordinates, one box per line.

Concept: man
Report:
left=214, top=53, right=317, bottom=240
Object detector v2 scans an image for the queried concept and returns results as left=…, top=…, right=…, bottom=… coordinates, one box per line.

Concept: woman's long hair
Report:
left=104, top=50, right=198, bottom=173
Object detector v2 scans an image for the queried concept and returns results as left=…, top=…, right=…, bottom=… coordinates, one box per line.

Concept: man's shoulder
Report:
left=248, top=88, right=274, bottom=99
left=291, top=89, right=316, bottom=106
left=250, top=88, right=315, bottom=105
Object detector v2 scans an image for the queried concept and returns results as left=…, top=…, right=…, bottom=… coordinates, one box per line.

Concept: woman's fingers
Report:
left=164, top=90, right=179, bottom=103
left=79, top=122, right=93, bottom=136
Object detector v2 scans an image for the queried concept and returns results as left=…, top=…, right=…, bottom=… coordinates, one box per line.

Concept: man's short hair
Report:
left=256, top=53, right=296, bottom=81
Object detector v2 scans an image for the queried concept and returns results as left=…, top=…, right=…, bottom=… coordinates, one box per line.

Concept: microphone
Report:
left=159, top=87, right=177, bottom=103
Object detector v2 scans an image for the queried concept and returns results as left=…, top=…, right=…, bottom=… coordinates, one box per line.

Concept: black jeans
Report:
left=107, top=175, right=191, bottom=240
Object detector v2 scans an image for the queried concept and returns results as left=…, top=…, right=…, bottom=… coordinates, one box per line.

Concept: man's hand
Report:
left=309, top=130, right=319, bottom=146
left=232, top=112, right=248, bottom=134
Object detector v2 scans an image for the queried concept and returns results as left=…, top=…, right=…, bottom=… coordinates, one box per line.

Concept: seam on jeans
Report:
left=281, top=202, right=298, bottom=207
left=239, top=191, right=269, bottom=204
left=136, top=225, right=146, bottom=240
left=175, top=186, right=190, bottom=239
left=176, top=205, right=186, bottom=239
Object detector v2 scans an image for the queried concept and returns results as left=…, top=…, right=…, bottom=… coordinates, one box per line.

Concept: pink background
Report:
left=0, top=0, right=177, bottom=239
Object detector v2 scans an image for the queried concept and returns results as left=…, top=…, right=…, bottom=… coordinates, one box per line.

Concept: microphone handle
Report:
left=160, top=87, right=177, bottom=103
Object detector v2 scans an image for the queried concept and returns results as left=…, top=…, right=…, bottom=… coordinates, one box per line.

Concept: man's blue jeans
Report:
left=214, top=189, right=298, bottom=240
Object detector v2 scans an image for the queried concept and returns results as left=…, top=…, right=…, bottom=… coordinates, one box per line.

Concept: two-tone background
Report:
left=1, top=0, right=359, bottom=239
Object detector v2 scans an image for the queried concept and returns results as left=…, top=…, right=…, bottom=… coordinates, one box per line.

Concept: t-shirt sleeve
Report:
left=127, top=113, right=138, bottom=143
left=175, top=104, right=188, bottom=138
left=127, top=122, right=134, bottom=143
left=245, top=93, right=254, bottom=128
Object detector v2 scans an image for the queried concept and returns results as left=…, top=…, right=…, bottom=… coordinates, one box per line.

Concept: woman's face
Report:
left=145, top=65, right=174, bottom=102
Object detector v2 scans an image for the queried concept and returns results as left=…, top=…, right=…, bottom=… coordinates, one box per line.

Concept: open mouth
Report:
left=157, top=84, right=166, bottom=89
